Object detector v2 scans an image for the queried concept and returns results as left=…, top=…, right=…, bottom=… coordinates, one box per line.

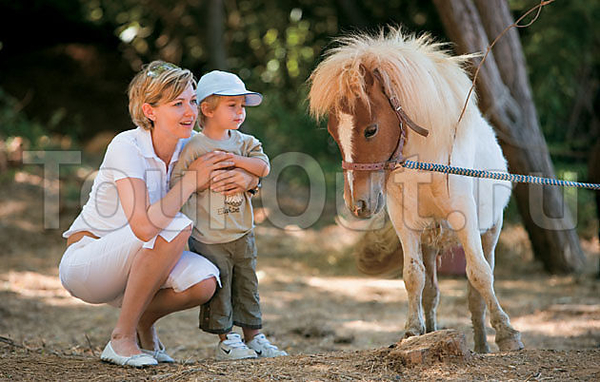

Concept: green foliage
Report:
left=0, top=87, right=82, bottom=150
left=513, top=0, right=600, bottom=149
left=72, top=0, right=445, bottom=172
left=245, top=89, right=332, bottom=160
left=76, top=0, right=443, bottom=108
left=0, top=88, right=45, bottom=145
left=0, top=0, right=597, bottom=234
left=512, top=0, right=600, bottom=235
left=4, top=0, right=596, bottom=158
left=554, top=162, right=599, bottom=239
left=244, top=88, right=341, bottom=203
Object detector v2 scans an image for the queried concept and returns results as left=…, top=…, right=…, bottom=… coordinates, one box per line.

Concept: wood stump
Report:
left=387, top=329, right=471, bottom=366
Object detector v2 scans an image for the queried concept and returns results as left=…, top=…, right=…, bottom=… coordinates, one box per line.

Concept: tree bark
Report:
left=432, top=0, right=585, bottom=273
left=589, top=139, right=600, bottom=278
left=206, top=0, right=228, bottom=70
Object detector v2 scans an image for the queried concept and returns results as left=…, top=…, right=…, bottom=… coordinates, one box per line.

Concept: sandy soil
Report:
left=1, top=174, right=600, bottom=381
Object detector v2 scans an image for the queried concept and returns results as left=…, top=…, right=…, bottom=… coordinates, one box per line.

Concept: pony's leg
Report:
left=468, top=217, right=501, bottom=353
left=422, top=243, right=439, bottom=333
left=447, top=201, right=523, bottom=352
left=386, top=192, right=426, bottom=337
left=397, top=227, right=426, bottom=338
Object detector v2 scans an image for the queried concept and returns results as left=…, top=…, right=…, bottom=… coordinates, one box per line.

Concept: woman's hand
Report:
left=210, top=168, right=259, bottom=195
left=187, top=151, right=235, bottom=191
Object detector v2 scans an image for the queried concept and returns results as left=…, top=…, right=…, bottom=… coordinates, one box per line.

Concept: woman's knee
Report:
left=189, top=277, right=217, bottom=305
left=151, top=226, right=192, bottom=256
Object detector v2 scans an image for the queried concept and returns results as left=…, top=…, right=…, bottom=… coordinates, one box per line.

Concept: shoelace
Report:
left=253, top=335, right=277, bottom=349
left=223, top=334, right=249, bottom=349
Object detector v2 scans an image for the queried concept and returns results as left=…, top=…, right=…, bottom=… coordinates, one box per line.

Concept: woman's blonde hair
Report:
left=198, top=94, right=222, bottom=127
left=128, top=60, right=196, bottom=130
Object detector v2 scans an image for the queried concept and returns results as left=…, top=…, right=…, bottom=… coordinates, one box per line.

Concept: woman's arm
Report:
left=117, top=151, right=233, bottom=242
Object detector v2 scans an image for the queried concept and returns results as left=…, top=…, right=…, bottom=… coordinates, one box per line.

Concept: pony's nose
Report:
left=352, top=199, right=369, bottom=218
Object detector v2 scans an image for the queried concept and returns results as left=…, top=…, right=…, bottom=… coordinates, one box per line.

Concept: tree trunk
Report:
left=589, top=138, right=600, bottom=278
left=206, top=0, right=227, bottom=70
left=432, top=0, right=585, bottom=273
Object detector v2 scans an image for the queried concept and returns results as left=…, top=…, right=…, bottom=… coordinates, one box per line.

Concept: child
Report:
left=171, top=70, right=287, bottom=360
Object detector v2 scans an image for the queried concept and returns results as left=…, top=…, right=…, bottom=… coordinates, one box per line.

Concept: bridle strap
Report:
left=341, top=68, right=429, bottom=171
left=388, top=96, right=430, bottom=137
left=372, top=68, right=429, bottom=139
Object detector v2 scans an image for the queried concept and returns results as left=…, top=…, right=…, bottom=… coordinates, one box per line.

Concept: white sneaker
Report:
left=246, top=333, right=288, bottom=358
left=215, top=333, right=257, bottom=361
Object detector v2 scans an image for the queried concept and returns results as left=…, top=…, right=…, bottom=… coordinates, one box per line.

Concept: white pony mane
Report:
left=308, top=27, right=480, bottom=160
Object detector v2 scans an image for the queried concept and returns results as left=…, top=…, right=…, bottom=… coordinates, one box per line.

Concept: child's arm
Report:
left=231, top=155, right=270, bottom=178
left=171, top=139, right=234, bottom=192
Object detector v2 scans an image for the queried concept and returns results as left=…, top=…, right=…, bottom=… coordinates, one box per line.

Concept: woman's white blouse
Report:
left=63, top=127, right=194, bottom=249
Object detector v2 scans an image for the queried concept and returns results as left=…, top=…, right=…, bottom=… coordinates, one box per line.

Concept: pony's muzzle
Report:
left=344, top=171, right=386, bottom=219
left=348, top=191, right=384, bottom=219
left=352, top=199, right=368, bottom=218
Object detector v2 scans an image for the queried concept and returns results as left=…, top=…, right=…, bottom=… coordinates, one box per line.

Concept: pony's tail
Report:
left=353, top=217, right=404, bottom=277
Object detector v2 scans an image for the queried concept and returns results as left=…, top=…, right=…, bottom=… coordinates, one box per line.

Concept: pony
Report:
left=308, top=27, right=524, bottom=353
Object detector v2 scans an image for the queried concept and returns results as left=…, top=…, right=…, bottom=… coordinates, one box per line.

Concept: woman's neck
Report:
left=150, top=127, right=178, bottom=165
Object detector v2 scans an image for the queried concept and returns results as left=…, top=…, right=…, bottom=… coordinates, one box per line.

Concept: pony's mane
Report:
left=308, top=27, right=476, bottom=122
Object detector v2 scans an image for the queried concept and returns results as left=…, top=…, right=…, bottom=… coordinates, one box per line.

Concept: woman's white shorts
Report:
left=59, top=218, right=220, bottom=307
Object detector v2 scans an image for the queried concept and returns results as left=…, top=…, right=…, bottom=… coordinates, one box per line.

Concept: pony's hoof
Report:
left=403, top=327, right=424, bottom=339
left=496, top=335, right=524, bottom=352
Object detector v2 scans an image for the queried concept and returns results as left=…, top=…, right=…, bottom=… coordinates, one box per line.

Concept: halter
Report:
left=341, top=68, right=429, bottom=172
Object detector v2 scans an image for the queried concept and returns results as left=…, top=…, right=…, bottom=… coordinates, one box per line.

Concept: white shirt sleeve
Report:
left=102, top=137, right=146, bottom=182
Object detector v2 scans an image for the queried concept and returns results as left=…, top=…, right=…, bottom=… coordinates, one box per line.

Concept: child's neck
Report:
left=202, top=124, right=230, bottom=141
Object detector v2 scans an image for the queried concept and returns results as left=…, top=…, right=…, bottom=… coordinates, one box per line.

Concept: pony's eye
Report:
left=364, top=124, right=378, bottom=139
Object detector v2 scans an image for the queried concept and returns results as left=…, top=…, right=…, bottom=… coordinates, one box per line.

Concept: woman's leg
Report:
left=110, top=227, right=191, bottom=357
left=136, top=277, right=217, bottom=350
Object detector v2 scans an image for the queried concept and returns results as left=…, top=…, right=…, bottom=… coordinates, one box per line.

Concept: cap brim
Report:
left=214, top=91, right=263, bottom=106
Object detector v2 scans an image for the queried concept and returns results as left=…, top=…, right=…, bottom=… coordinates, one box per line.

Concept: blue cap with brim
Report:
left=196, top=70, right=263, bottom=106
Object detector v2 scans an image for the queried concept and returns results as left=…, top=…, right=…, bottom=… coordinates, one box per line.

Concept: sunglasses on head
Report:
left=146, top=62, right=180, bottom=78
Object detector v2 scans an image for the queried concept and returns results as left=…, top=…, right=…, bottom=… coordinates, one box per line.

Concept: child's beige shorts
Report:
left=188, top=231, right=261, bottom=334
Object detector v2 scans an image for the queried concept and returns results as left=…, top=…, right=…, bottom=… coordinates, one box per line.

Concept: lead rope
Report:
left=399, top=159, right=600, bottom=190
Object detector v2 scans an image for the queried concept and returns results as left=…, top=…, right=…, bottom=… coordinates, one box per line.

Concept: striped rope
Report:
left=401, top=159, right=600, bottom=191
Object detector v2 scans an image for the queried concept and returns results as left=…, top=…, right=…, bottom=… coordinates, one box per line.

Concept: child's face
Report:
left=209, top=95, right=246, bottom=130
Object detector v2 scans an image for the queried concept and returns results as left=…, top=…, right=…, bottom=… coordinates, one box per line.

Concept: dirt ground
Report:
left=1, top=174, right=600, bottom=381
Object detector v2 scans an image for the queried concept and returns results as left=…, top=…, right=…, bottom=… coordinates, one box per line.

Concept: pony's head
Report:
left=324, top=66, right=401, bottom=218
left=309, top=28, right=475, bottom=218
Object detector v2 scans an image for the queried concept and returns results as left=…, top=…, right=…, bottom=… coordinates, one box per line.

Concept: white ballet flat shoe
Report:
left=100, top=341, right=158, bottom=367
left=141, top=342, right=175, bottom=363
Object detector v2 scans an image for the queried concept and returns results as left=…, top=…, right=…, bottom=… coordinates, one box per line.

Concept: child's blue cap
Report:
left=196, top=70, right=263, bottom=106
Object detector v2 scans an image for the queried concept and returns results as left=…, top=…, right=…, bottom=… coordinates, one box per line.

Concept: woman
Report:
left=59, top=61, right=258, bottom=367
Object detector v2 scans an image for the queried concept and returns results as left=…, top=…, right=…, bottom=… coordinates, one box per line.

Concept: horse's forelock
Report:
left=309, top=26, right=475, bottom=136
left=309, top=28, right=420, bottom=120
left=309, top=55, right=372, bottom=122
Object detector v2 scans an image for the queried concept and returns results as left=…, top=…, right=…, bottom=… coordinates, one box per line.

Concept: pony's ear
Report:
left=359, top=64, right=375, bottom=88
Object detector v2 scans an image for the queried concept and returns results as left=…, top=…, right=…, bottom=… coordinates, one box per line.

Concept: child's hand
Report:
left=187, top=151, right=235, bottom=191
left=228, top=153, right=243, bottom=167
left=211, top=168, right=258, bottom=195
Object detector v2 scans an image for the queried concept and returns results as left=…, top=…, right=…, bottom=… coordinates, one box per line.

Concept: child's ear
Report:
left=200, top=102, right=214, bottom=118
left=142, top=103, right=156, bottom=121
